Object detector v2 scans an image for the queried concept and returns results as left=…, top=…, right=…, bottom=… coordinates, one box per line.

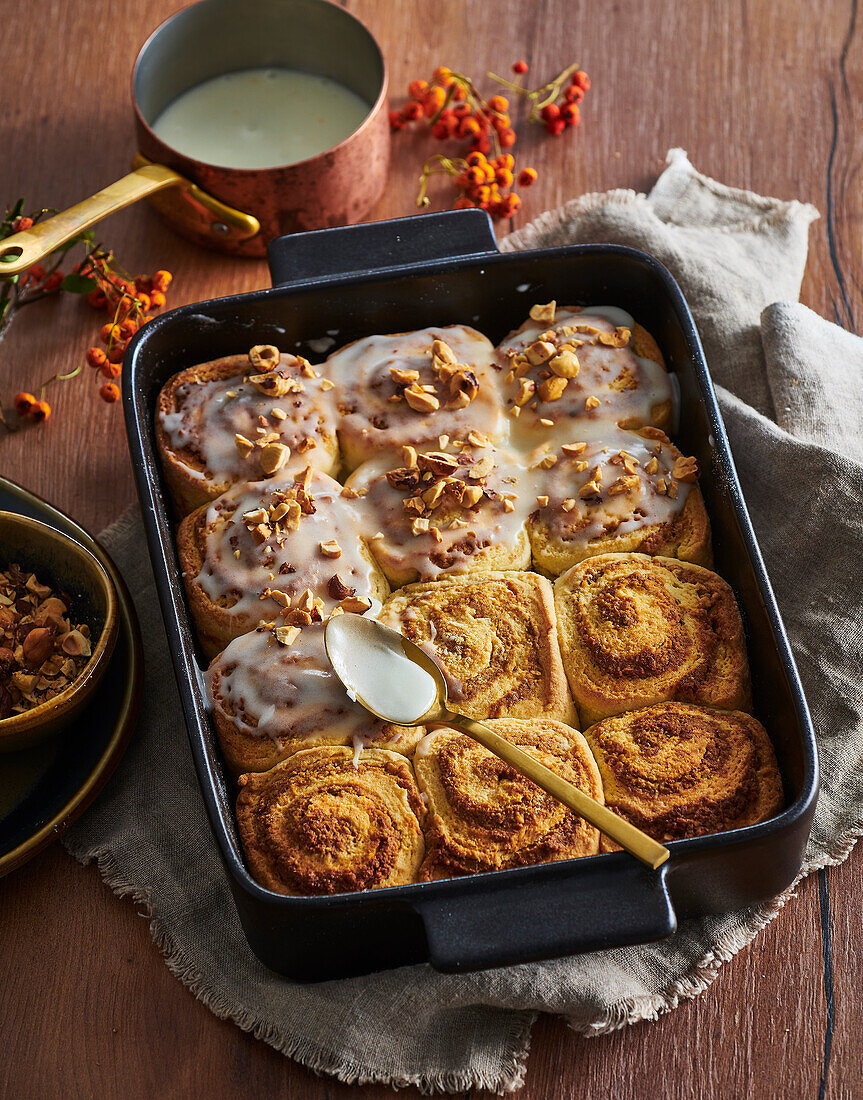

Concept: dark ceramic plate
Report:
left=0, top=477, right=143, bottom=877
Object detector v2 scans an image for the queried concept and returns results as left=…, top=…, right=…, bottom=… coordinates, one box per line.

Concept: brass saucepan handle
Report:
left=0, top=160, right=260, bottom=276
left=442, top=712, right=671, bottom=869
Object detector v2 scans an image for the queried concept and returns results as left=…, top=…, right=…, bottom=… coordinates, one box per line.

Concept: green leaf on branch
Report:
left=61, top=273, right=97, bottom=294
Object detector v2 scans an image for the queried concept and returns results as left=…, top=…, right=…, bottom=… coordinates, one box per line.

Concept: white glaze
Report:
left=159, top=357, right=338, bottom=485
left=192, top=468, right=383, bottom=628
left=345, top=446, right=533, bottom=581
left=152, top=68, right=370, bottom=169
left=325, top=616, right=439, bottom=725
left=208, top=620, right=387, bottom=746
left=323, top=325, right=506, bottom=463
left=495, top=308, right=673, bottom=446
left=530, top=428, right=691, bottom=548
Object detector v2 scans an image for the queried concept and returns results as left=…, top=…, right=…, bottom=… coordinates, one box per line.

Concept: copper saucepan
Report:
left=0, top=0, right=390, bottom=275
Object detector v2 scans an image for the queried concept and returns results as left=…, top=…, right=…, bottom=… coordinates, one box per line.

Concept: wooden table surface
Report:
left=1, top=1, right=860, bottom=1096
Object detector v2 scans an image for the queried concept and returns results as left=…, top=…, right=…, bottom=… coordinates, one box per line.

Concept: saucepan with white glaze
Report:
left=0, top=0, right=389, bottom=273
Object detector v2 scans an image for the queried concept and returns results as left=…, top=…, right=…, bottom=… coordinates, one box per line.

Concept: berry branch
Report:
left=389, top=60, right=591, bottom=219
left=0, top=201, right=174, bottom=427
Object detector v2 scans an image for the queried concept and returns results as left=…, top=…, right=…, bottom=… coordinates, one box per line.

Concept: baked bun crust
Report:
left=208, top=622, right=422, bottom=775
left=345, top=444, right=532, bottom=586
left=554, top=554, right=752, bottom=726
left=324, top=325, right=507, bottom=471
left=380, top=571, right=575, bottom=724
left=494, top=305, right=673, bottom=451
left=156, top=351, right=339, bottom=514
left=527, top=428, right=712, bottom=575
left=236, top=746, right=426, bottom=895
left=415, top=718, right=602, bottom=879
left=177, top=467, right=389, bottom=656
left=582, top=702, right=783, bottom=848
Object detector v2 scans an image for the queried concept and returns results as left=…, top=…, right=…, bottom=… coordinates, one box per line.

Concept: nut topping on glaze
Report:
left=248, top=344, right=280, bottom=370
left=529, top=300, right=556, bottom=323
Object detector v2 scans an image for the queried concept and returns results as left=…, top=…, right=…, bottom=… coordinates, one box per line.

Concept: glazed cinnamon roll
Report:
left=494, top=304, right=673, bottom=450
left=207, top=622, right=422, bottom=775
left=414, top=718, right=603, bottom=879
left=379, top=571, right=575, bottom=724
left=323, top=325, right=506, bottom=470
left=344, top=442, right=532, bottom=586
left=236, top=746, right=426, bottom=895
left=554, top=554, right=751, bottom=726
left=156, top=348, right=340, bottom=513
left=527, top=428, right=711, bottom=575
left=582, top=702, right=783, bottom=848
left=177, top=466, right=389, bottom=656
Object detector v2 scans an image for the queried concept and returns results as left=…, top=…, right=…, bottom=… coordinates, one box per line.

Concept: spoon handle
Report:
left=445, top=714, right=670, bottom=870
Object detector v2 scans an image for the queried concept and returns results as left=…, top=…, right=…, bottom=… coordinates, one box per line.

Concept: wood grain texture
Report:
left=0, top=0, right=859, bottom=1096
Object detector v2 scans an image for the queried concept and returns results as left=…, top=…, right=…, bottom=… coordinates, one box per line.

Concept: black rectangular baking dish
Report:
left=124, top=209, right=818, bottom=981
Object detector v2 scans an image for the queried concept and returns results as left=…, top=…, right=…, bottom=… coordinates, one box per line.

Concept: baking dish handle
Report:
left=267, top=209, right=499, bottom=289
left=415, top=860, right=676, bottom=972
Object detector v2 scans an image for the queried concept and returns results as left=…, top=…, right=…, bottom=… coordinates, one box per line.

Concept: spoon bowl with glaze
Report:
left=324, top=613, right=670, bottom=870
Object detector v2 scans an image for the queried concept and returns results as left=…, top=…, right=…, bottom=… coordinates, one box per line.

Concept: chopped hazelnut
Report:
left=671, top=455, right=699, bottom=483
left=548, top=348, right=580, bottom=378
left=585, top=396, right=601, bottom=411
left=404, top=384, right=440, bottom=413
left=319, top=539, right=342, bottom=558
left=249, top=344, right=280, bottom=370
left=538, top=376, right=568, bottom=402
left=274, top=625, right=301, bottom=645
left=260, top=442, right=290, bottom=475
left=525, top=340, right=556, bottom=366
left=529, top=301, right=556, bottom=323
left=235, top=434, right=254, bottom=458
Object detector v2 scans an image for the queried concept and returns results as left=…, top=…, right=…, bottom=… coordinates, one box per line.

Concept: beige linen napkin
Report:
left=62, top=150, right=863, bottom=1093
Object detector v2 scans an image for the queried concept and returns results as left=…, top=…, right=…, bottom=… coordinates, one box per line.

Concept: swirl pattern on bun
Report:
left=236, top=746, right=426, bottom=895
left=582, top=702, right=783, bottom=847
left=380, top=571, right=575, bottom=724
left=554, top=553, right=751, bottom=726
left=414, top=718, right=603, bottom=879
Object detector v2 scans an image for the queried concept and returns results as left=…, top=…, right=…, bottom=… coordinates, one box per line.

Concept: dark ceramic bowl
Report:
left=0, top=513, right=119, bottom=751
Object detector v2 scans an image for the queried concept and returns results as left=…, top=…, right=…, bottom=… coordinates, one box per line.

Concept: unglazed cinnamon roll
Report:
left=323, top=325, right=506, bottom=470
left=414, top=718, right=603, bottom=879
left=582, top=702, right=783, bottom=847
left=527, top=428, right=711, bottom=575
left=207, top=621, right=423, bottom=775
left=236, top=746, right=426, bottom=895
left=494, top=304, right=673, bottom=450
left=554, top=554, right=752, bottom=726
left=344, top=442, right=532, bottom=586
left=379, top=571, right=576, bottom=723
left=156, top=348, right=339, bottom=513
left=177, top=466, right=389, bottom=655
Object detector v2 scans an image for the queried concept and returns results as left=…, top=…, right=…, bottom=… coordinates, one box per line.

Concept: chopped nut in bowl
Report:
left=0, top=512, right=118, bottom=751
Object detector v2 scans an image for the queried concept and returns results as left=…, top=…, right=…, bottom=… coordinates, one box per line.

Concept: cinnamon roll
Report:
left=323, top=325, right=506, bottom=471
left=582, top=702, right=783, bottom=848
left=414, top=718, right=603, bottom=879
left=494, top=304, right=673, bottom=450
left=207, top=621, right=423, bottom=775
left=379, top=571, right=576, bottom=724
left=554, top=554, right=751, bottom=726
left=236, top=746, right=426, bottom=895
left=527, top=427, right=711, bottom=575
left=156, top=348, right=340, bottom=513
left=344, top=443, right=532, bottom=586
left=177, top=466, right=389, bottom=656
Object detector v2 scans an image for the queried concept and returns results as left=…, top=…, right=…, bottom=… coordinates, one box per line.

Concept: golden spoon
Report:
left=324, top=613, right=670, bottom=870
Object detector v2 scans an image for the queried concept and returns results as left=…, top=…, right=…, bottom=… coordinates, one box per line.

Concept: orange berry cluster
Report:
left=391, top=60, right=590, bottom=220
left=390, top=66, right=517, bottom=158
left=82, top=263, right=172, bottom=405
